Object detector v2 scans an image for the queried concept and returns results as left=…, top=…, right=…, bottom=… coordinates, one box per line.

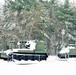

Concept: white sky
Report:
left=0, top=0, right=5, bottom=5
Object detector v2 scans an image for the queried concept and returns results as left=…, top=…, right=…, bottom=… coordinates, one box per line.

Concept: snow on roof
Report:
left=4, top=40, right=36, bottom=55
left=59, top=47, right=70, bottom=54
left=59, top=46, right=75, bottom=54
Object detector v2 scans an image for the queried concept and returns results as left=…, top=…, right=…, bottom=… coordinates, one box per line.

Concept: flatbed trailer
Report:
left=0, top=40, right=48, bottom=61
left=57, top=46, right=76, bottom=58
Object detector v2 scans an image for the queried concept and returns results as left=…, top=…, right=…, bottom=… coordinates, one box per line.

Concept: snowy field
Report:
left=0, top=56, right=76, bottom=75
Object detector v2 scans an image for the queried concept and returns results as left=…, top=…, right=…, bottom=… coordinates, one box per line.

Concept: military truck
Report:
left=57, top=44, right=76, bottom=58
left=0, top=40, right=48, bottom=61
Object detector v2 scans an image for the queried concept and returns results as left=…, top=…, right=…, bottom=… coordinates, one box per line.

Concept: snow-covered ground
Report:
left=0, top=56, right=76, bottom=75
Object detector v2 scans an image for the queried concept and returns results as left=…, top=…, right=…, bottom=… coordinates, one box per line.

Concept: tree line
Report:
left=0, top=0, right=76, bottom=55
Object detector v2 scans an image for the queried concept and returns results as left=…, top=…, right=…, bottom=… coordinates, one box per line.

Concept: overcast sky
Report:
left=0, top=0, right=5, bottom=5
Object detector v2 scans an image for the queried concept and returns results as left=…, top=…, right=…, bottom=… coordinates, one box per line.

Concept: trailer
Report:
left=0, top=40, right=48, bottom=61
left=57, top=44, right=76, bottom=58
